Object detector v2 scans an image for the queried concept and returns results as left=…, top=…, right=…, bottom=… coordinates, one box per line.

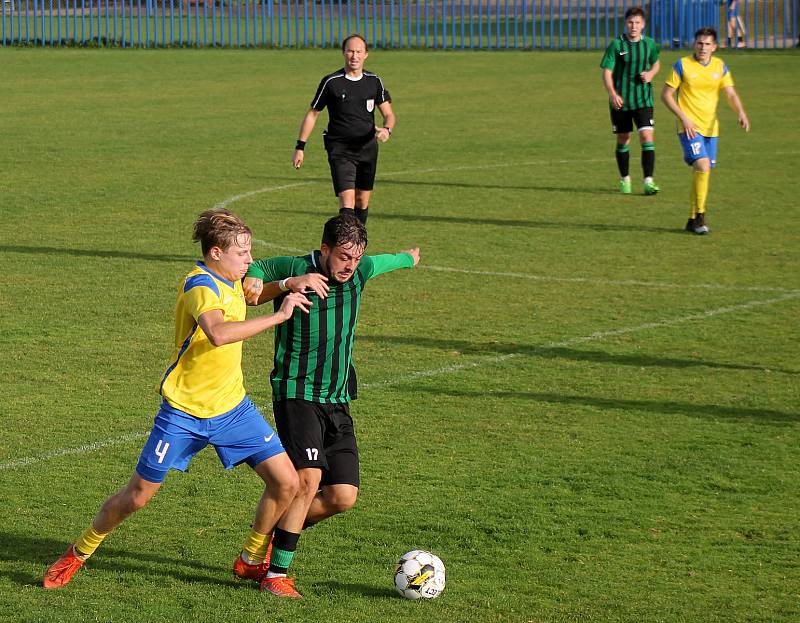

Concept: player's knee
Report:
left=297, top=471, right=323, bottom=500
left=327, top=488, right=358, bottom=514
left=116, top=488, right=153, bottom=515
left=275, top=470, right=300, bottom=502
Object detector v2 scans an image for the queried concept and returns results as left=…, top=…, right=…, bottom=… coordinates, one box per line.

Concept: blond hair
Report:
left=192, top=208, right=252, bottom=256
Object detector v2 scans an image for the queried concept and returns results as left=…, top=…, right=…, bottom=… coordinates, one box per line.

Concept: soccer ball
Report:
left=393, top=549, right=446, bottom=600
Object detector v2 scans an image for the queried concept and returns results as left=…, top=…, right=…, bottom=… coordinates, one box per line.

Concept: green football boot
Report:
left=643, top=180, right=660, bottom=195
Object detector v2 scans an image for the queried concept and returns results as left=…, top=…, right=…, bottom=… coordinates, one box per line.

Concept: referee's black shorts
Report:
left=272, top=399, right=360, bottom=487
left=324, top=135, right=379, bottom=196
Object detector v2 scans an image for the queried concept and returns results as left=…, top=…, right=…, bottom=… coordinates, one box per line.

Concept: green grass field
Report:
left=1, top=47, right=799, bottom=623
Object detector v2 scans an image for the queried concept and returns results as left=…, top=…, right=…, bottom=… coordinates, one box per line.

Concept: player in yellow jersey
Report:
left=661, top=27, right=750, bottom=234
left=43, top=208, right=312, bottom=594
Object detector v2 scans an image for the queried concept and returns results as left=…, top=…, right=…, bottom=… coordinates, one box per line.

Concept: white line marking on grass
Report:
left=5, top=293, right=796, bottom=470
left=215, top=158, right=606, bottom=211
left=214, top=181, right=316, bottom=209
left=0, top=432, right=148, bottom=472
left=248, top=243, right=799, bottom=295
left=10, top=162, right=790, bottom=470
left=253, top=238, right=307, bottom=254
left=420, top=265, right=800, bottom=294
left=379, top=159, right=607, bottom=178
left=232, top=165, right=797, bottom=295
left=361, top=292, right=800, bottom=390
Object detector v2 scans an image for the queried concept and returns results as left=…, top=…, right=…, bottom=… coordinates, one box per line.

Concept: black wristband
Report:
left=295, top=140, right=306, bottom=151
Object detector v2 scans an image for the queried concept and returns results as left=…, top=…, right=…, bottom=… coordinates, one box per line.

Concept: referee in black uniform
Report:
left=292, top=34, right=395, bottom=227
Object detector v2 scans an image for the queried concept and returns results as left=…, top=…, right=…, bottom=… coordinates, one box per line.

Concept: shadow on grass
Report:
left=287, top=207, right=680, bottom=234
left=313, top=579, right=396, bottom=599
left=411, top=386, right=799, bottom=425
left=264, top=174, right=614, bottom=196
left=359, top=334, right=800, bottom=377
left=0, top=245, right=192, bottom=264
left=0, top=532, right=245, bottom=589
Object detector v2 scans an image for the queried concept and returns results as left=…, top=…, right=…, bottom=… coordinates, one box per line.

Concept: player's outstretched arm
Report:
left=723, top=86, right=750, bottom=131
left=293, top=108, right=321, bottom=169
left=198, top=292, right=311, bottom=346
left=400, top=247, right=420, bottom=267
left=365, top=248, right=421, bottom=280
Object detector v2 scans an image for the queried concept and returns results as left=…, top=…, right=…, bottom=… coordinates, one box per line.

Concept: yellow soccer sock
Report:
left=241, top=529, right=270, bottom=565
left=693, top=170, right=710, bottom=215
left=74, top=525, right=109, bottom=560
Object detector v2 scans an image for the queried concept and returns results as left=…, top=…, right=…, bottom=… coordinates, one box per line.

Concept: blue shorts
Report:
left=678, top=133, right=718, bottom=168
left=136, top=397, right=285, bottom=483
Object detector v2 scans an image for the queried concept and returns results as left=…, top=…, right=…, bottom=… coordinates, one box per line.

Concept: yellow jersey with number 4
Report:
left=665, top=56, right=734, bottom=137
left=159, top=262, right=247, bottom=418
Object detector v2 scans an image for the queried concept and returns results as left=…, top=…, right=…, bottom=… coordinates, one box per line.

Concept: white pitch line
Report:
left=253, top=238, right=307, bottom=254
left=361, top=292, right=800, bottom=390
left=3, top=292, right=796, bottom=471
left=5, top=160, right=792, bottom=471
left=251, top=239, right=799, bottom=295
left=379, top=158, right=607, bottom=178
left=420, top=265, right=800, bottom=294
left=0, top=432, right=148, bottom=472
left=214, top=158, right=606, bottom=211
left=214, top=181, right=316, bottom=209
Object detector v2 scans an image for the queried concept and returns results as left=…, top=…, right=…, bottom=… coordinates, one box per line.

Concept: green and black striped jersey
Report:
left=247, top=250, right=415, bottom=404
left=600, top=35, right=660, bottom=110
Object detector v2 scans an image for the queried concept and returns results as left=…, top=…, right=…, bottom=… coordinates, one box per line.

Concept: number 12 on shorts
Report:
left=305, top=447, right=319, bottom=461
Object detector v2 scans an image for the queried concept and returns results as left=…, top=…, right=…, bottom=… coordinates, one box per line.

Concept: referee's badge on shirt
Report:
left=366, top=98, right=375, bottom=112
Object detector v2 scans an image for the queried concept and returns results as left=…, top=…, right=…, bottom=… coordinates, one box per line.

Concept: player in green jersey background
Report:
left=236, top=213, right=420, bottom=598
left=600, top=6, right=661, bottom=196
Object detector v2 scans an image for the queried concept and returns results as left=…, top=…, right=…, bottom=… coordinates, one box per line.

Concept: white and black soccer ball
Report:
left=393, top=549, right=446, bottom=600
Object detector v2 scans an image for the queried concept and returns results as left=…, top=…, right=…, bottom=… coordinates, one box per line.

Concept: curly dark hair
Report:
left=321, top=213, right=368, bottom=250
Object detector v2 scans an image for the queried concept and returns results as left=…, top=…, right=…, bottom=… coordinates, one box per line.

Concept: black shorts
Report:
left=273, top=399, right=360, bottom=487
left=324, top=135, right=379, bottom=196
left=610, top=107, right=654, bottom=134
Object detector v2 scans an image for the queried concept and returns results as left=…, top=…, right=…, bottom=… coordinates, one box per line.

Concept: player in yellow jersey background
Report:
left=661, top=27, right=750, bottom=235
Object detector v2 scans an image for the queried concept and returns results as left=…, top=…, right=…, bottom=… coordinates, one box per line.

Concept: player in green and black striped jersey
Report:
left=600, top=6, right=661, bottom=196
left=238, top=214, right=420, bottom=597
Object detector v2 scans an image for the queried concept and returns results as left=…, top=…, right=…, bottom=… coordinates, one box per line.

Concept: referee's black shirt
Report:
left=311, top=69, right=391, bottom=145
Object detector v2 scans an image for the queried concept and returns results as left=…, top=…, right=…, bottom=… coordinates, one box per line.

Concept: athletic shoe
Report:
left=619, top=178, right=632, bottom=194
left=233, top=542, right=272, bottom=582
left=643, top=181, right=660, bottom=195
left=261, top=576, right=302, bottom=599
left=693, top=213, right=710, bottom=235
left=43, top=545, right=85, bottom=589
left=685, top=218, right=695, bottom=232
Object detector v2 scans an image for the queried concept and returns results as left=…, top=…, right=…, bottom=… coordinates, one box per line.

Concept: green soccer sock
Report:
left=267, top=528, right=300, bottom=577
